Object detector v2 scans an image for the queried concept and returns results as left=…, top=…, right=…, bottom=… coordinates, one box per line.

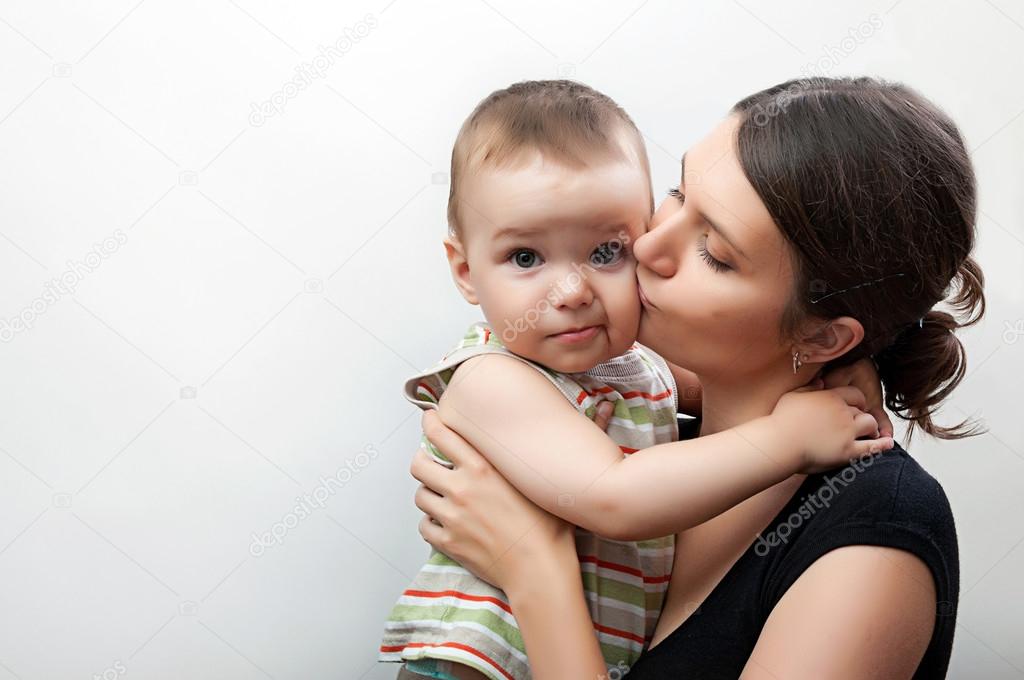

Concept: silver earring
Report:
left=792, top=350, right=803, bottom=374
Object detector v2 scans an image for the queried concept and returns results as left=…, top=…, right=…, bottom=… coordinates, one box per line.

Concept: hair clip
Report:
left=808, top=272, right=907, bottom=304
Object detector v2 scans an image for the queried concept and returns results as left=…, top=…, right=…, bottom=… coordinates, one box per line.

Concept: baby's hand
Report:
left=822, top=357, right=894, bottom=438
left=592, top=400, right=615, bottom=432
left=772, top=384, right=894, bottom=474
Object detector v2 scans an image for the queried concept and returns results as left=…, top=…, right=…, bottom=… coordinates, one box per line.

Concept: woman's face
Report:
left=635, top=114, right=797, bottom=382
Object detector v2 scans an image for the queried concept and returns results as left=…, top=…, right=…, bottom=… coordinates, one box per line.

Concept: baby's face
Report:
left=454, top=152, right=652, bottom=373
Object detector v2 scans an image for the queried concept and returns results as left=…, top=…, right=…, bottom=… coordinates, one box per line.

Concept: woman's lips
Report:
left=550, top=325, right=600, bottom=344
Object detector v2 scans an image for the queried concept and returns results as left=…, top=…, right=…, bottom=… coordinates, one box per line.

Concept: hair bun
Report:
left=875, top=257, right=986, bottom=441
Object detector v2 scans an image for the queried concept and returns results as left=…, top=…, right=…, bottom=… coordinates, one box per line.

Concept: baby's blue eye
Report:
left=590, top=242, right=625, bottom=267
left=510, top=249, right=541, bottom=268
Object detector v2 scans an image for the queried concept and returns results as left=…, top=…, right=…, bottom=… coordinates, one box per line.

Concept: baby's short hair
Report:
left=447, top=80, right=652, bottom=241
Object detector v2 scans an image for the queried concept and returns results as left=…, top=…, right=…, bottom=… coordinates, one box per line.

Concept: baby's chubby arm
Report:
left=435, top=353, right=891, bottom=541
left=665, top=356, right=890, bottom=428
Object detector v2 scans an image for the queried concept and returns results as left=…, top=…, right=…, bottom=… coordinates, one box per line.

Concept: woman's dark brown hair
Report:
left=732, top=76, right=985, bottom=442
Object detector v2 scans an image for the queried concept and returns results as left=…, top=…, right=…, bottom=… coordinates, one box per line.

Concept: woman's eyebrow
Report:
left=680, top=153, right=750, bottom=262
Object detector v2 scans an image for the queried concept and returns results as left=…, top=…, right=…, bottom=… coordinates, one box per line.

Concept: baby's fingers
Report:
left=871, top=406, right=895, bottom=439
left=852, top=435, right=895, bottom=459
left=852, top=410, right=881, bottom=440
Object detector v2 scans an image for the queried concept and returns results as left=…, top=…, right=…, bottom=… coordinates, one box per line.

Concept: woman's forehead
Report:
left=684, top=116, right=787, bottom=264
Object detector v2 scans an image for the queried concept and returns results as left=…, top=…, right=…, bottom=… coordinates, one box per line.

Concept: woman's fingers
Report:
left=410, top=447, right=454, bottom=497
left=418, top=514, right=445, bottom=546
left=421, top=409, right=487, bottom=471
left=593, top=400, right=615, bottom=432
left=414, top=484, right=447, bottom=521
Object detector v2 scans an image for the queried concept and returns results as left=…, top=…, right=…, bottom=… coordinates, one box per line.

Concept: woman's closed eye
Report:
left=698, top=235, right=731, bottom=272
left=668, top=187, right=732, bottom=272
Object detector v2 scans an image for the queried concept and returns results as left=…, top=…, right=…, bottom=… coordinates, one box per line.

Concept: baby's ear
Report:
left=443, top=236, right=479, bottom=305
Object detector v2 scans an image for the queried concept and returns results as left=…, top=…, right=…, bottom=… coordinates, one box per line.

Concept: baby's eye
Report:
left=590, top=241, right=626, bottom=268
left=509, top=249, right=542, bottom=269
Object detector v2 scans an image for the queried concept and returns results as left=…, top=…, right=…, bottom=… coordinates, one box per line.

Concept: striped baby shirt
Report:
left=379, top=321, right=679, bottom=680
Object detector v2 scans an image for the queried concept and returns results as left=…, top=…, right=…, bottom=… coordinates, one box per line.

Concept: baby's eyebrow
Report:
left=492, top=224, right=549, bottom=241
left=494, top=221, right=631, bottom=242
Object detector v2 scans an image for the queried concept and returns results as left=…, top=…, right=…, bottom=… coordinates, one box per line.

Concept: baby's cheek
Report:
left=606, top=270, right=642, bottom=349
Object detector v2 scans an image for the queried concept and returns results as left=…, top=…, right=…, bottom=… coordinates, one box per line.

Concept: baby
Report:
left=379, top=80, right=890, bottom=680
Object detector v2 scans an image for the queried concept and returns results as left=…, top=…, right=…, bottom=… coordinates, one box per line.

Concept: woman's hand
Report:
left=411, top=409, right=579, bottom=592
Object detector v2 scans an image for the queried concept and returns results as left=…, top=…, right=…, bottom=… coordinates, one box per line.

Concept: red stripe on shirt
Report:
left=577, top=386, right=674, bottom=404
left=418, top=382, right=439, bottom=402
left=402, top=588, right=513, bottom=615
left=578, top=555, right=672, bottom=584
left=593, top=621, right=646, bottom=645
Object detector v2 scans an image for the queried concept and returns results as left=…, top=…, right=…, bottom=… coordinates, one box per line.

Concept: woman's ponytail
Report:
left=875, top=257, right=987, bottom=442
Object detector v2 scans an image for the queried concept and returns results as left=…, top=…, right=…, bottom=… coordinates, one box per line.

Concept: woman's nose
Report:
left=634, top=223, right=679, bottom=278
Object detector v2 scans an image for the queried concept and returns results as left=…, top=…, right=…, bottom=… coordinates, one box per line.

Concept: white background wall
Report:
left=0, top=1, right=1021, bottom=678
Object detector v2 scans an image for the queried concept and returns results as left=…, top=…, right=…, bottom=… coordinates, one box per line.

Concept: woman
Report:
left=410, top=77, right=983, bottom=679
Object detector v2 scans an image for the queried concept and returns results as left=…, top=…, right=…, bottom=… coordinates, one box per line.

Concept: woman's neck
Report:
left=697, top=368, right=805, bottom=437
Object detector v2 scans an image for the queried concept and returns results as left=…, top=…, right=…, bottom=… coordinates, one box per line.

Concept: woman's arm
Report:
left=438, top=354, right=891, bottom=541
left=741, top=545, right=936, bottom=679
left=411, top=415, right=609, bottom=680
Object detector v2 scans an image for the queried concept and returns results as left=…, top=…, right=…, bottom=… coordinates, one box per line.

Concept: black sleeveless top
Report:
left=624, top=442, right=959, bottom=679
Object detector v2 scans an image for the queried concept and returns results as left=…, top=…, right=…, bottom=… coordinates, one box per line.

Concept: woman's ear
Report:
left=797, top=316, right=865, bottom=364
left=444, top=236, right=479, bottom=305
